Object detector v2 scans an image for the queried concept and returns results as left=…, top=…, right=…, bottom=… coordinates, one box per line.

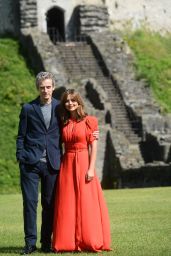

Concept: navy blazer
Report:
left=16, top=97, right=61, bottom=170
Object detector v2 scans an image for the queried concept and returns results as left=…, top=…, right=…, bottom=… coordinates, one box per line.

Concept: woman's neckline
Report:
left=69, top=117, right=77, bottom=122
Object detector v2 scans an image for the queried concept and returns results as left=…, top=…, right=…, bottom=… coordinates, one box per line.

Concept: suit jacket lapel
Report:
left=32, top=97, right=47, bottom=129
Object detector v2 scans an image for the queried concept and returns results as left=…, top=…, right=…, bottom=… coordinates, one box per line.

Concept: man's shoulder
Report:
left=21, top=98, right=38, bottom=109
left=52, top=97, right=60, bottom=105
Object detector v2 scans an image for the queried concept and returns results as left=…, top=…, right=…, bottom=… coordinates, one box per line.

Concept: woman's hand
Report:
left=86, top=169, right=94, bottom=182
left=93, top=130, right=99, bottom=140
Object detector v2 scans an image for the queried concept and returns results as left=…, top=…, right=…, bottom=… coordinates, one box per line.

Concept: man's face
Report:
left=38, top=79, right=54, bottom=104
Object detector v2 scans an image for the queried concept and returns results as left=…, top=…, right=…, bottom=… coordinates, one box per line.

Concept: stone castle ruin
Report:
left=1, top=0, right=171, bottom=37
left=1, top=0, right=171, bottom=188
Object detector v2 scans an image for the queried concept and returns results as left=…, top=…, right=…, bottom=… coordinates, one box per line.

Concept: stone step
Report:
left=56, top=43, right=142, bottom=145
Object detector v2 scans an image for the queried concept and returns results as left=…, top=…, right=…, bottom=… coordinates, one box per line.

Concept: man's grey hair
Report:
left=36, top=71, right=56, bottom=89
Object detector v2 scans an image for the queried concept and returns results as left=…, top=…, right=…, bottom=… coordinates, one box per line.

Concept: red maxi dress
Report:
left=52, top=116, right=111, bottom=252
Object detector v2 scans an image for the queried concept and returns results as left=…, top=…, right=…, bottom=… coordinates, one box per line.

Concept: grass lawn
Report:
left=0, top=187, right=171, bottom=256
left=125, top=30, right=171, bottom=113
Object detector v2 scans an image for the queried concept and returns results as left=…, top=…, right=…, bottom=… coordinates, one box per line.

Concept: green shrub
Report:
left=0, top=38, right=36, bottom=193
left=125, top=30, right=171, bottom=113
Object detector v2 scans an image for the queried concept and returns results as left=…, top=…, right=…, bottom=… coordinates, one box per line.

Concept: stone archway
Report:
left=46, top=7, right=65, bottom=43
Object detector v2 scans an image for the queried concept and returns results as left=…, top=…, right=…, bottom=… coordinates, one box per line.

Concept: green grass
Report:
left=125, top=30, right=171, bottom=113
left=0, top=187, right=171, bottom=256
left=0, top=38, right=36, bottom=193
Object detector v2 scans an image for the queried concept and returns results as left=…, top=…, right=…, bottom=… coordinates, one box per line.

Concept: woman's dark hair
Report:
left=60, top=89, right=87, bottom=125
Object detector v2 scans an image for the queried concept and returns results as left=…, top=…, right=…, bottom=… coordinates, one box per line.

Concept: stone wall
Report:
left=1, top=0, right=171, bottom=36
left=105, top=0, right=171, bottom=33
left=74, top=0, right=102, bottom=5
left=0, top=0, right=20, bottom=35
left=28, top=0, right=171, bottom=35
left=78, top=5, right=109, bottom=34
left=36, top=0, right=107, bottom=40
left=20, top=0, right=37, bottom=29
left=36, top=0, right=73, bottom=37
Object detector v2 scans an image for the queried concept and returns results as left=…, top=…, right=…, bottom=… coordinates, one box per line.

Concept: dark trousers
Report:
left=20, top=161, right=58, bottom=247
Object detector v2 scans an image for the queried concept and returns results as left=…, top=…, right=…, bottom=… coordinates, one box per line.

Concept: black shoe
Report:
left=20, top=245, right=37, bottom=255
left=41, top=245, right=53, bottom=253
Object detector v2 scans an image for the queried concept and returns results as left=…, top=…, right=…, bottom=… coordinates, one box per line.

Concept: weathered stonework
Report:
left=0, top=0, right=20, bottom=35
left=88, top=30, right=171, bottom=167
left=20, top=0, right=38, bottom=28
left=105, top=0, right=171, bottom=34
left=78, top=5, right=109, bottom=34
left=1, top=1, right=171, bottom=36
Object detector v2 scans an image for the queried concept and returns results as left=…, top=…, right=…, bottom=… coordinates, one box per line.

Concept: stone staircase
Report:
left=97, top=76, right=141, bottom=144
left=57, top=42, right=141, bottom=144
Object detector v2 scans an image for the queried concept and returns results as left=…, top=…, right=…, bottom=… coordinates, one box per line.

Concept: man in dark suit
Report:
left=16, top=72, right=61, bottom=254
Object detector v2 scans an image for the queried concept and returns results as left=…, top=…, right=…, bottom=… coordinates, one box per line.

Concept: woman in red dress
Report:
left=52, top=89, right=111, bottom=252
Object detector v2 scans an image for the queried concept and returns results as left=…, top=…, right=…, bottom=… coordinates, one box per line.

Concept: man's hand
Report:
left=93, top=130, right=99, bottom=140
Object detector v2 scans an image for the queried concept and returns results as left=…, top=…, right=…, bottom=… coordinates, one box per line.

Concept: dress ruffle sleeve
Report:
left=85, top=116, right=98, bottom=144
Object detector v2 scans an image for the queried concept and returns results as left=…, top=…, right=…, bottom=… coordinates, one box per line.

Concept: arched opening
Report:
left=46, top=7, right=65, bottom=43
left=105, top=110, right=112, bottom=125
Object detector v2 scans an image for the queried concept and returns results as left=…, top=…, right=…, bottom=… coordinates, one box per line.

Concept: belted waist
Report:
left=65, top=145, right=88, bottom=153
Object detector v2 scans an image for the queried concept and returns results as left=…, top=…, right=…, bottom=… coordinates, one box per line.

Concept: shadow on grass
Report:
left=0, top=246, right=22, bottom=254
left=0, top=247, right=46, bottom=254
left=0, top=247, right=85, bottom=254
